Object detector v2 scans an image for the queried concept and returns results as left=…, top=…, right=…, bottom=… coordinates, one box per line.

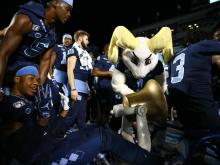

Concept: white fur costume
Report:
left=108, top=26, right=173, bottom=96
left=108, top=26, right=173, bottom=151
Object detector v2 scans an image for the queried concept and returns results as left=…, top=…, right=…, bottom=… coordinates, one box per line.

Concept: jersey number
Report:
left=24, top=38, right=50, bottom=57
left=171, top=53, right=185, bottom=84
left=61, top=52, right=67, bottom=64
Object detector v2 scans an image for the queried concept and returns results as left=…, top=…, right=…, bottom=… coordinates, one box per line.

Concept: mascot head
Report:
left=108, top=26, right=173, bottom=79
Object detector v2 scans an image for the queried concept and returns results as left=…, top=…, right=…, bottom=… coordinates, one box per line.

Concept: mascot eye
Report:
left=131, top=52, right=139, bottom=65
left=145, top=54, right=152, bottom=65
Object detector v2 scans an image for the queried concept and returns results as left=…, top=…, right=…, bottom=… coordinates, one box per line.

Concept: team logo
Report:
left=32, top=24, right=40, bottom=31
left=68, top=48, right=75, bottom=55
left=35, top=32, right=42, bottom=38
left=25, top=108, right=32, bottom=115
left=13, top=100, right=25, bottom=108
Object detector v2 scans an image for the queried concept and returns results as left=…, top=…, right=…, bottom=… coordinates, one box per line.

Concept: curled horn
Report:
left=147, top=27, right=173, bottom=64
left=108, top=26, right=140, bottom=64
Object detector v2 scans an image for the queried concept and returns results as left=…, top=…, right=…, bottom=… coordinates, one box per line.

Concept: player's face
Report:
left=81, top=35, right=89, bottom=49
left=19, top=75, right=39, bottom=97
left=63, top=38, right=72, bottom=47
left=55, top=1, right=72, bottom=24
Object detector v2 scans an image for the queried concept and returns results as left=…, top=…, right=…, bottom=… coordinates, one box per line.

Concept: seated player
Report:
left=0, top=65, right=163, bottom=165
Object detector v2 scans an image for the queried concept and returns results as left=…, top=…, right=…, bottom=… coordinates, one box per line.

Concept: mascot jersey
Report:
left=117, top=59, right=164, bottom=91
left=8, top=1, right=56, bottom=66
left=168, top=40, right=220, bottom=99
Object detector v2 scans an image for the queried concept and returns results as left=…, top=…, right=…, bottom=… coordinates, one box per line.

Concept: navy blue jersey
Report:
left=1, top=98, right=161, bottom=164
left=168, top=40, right=220, bottom=99
left=8, top=1, right=56, bottom=66
left=94, top=55, right=114, bottom=89
left=95, top=55, right=113, bottom=71
left=54, top=44, right=71, bottom=71
left=117, top=59, right=164, bottom=91
left=67, top=47, right=91, bottom=82
left=4, top=125, right=159, bottom=165
left=0, top=95, right=36, bottom=128
left=67, top=43, right=93, bottom=94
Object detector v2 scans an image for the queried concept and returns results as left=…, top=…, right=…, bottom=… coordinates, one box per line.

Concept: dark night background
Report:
left=0, top=0, right=210, bottom=51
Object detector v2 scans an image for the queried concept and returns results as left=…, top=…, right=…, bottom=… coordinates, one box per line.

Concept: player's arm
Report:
left=212, top=55, right=220, bottom=69
left=0, top=14, right=32, bottom=93
left=198, top=40, right=220, bottom=55
left=49, top=49, right=57, bottom=78
left=92, top=67, right=112, bottom=77
left=0, top=27, right=7, bottom=38
left=39, top=47, right=54, bottom=85
left=67, top=55, right=78, bottom=101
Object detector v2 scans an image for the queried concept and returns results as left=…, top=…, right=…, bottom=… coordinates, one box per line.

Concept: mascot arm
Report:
left=111, top=69, right=134, bottom=96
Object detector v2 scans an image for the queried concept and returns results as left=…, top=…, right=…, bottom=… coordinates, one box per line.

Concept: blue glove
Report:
left=35, top=84, right=53, bottom=119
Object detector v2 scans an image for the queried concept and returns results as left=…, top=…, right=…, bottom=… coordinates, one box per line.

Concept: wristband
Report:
left=71, top=88, right=76, bottom=91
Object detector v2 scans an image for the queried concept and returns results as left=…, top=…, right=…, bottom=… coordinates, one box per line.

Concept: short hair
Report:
left=73, top=30, right=90, bottom=42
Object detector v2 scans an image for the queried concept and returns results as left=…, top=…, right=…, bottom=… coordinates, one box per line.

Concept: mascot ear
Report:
left=108, top=26, right=140, bottom=64
left=147, top=27, right=173, bottom=64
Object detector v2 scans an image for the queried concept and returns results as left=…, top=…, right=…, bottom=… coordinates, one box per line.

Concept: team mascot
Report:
left=108, top=26, right=173, bottom=151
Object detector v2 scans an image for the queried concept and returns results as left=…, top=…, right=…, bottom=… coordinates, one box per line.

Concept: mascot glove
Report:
left=111, top=104, right=124, bottom=117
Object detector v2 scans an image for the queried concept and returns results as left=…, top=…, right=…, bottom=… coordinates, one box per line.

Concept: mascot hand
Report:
left=111, top=69, right=134, bottom=96
left=111, top=104, right=124, bottom=117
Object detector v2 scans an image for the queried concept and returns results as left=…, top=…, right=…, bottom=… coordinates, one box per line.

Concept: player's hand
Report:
left=71, top=90, right=78, bottom=102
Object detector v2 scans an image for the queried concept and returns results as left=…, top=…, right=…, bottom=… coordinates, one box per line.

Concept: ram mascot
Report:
left=108, top=26, right=173, bottom=151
